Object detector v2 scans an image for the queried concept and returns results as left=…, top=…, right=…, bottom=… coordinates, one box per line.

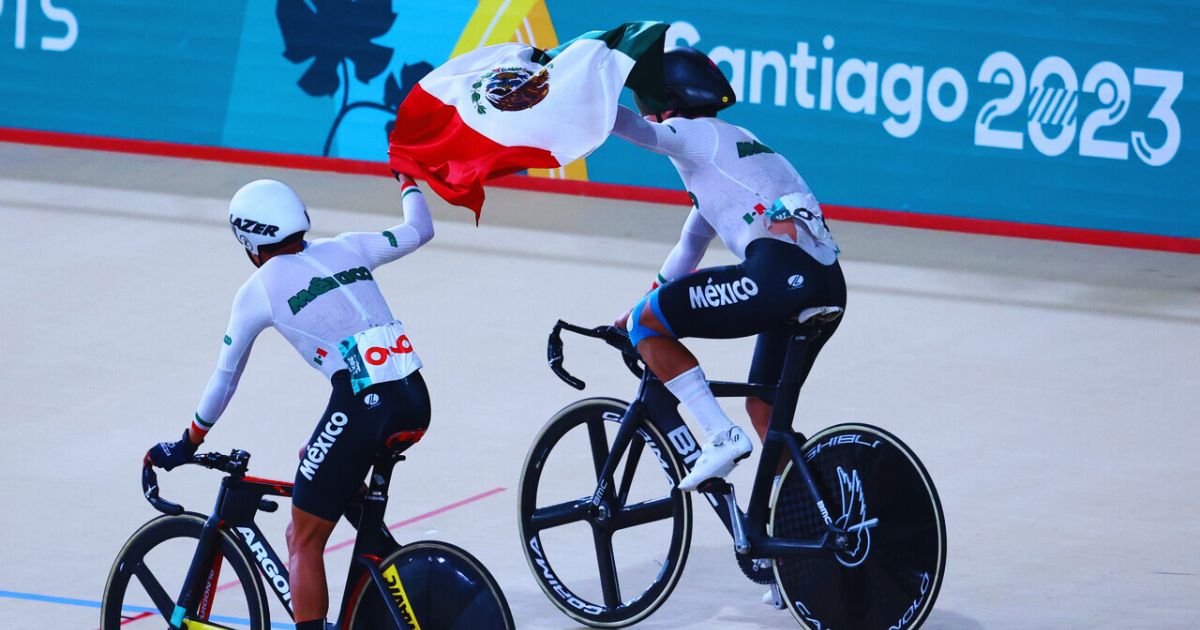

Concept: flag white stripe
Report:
left=419, top=37, right=641, bottom=163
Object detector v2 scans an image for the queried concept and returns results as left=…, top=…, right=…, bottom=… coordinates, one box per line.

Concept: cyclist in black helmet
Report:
left=613, top=46, right=846, bottom=492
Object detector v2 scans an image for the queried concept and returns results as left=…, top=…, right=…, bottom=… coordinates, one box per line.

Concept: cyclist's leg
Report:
left=746, top=257, right=847, bottom=439
left=746, top=326, right=790, bottom=442
left=289, top=508, right=337, bottom=625
left=630, top=241, right=810, bottom=488
left=287, top=370, right=429, bottom=624
left=628, top=260, right=753, bottom=443
left=289, top=374, right=364, bottom=624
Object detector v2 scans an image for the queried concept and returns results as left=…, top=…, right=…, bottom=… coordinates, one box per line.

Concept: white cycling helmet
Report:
left=228, top=179, right=310, bottom=255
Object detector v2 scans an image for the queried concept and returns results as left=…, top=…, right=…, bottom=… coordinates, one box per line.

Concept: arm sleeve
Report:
left=656, top=208, right=716, bottom=286
left=610, top=105, right=717, bottom=162
left=334, top=179, right=435, bottom=270
left=192, top=277, right=271, bottom=436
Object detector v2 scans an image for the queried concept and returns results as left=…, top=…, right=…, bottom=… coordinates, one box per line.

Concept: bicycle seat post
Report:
left=767, top=307, right=844, bottom=435
left=368, top=430, right=425, bottom=495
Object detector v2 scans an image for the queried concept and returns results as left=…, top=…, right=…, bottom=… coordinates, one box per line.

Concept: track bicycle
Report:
left=101, top=433, right=514, bottom=629
left=518, top=308, right=946, bottom=628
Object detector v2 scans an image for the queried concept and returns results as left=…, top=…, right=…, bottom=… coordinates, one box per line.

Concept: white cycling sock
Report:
left=664, top=366, right=734, bottom=442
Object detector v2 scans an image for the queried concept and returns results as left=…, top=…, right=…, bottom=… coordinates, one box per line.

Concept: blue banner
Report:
left=0, top=1, right=1195, bottom=238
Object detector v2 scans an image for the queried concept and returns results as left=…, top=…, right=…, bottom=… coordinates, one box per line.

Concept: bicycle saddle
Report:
left=790, top=306, right=844, bottom=326
left=381, top=429, right=426, bottom=460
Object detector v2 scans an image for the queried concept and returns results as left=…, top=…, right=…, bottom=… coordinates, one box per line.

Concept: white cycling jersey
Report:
left=192, top=183, right=433, bottom=434
left=611, top=105, right=838, bottom=285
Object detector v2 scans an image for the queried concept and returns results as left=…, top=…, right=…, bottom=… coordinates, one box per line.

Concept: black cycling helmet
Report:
left=634, top=46, right=736, bottom=119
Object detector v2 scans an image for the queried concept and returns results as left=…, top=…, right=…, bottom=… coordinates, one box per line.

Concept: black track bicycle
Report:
left=518, top=308, right=946, bottom=628
left=101, top=433, right=514, bottom=629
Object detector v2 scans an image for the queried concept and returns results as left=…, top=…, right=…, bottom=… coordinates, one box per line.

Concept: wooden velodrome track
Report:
left=1, top=142, right=1197, bottom=628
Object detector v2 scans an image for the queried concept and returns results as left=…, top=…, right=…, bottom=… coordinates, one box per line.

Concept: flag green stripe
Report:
left=194, top=413, right=215, bottom=429
left=532, top=21, right=668, bottom=112
left=536, top=21, right=667, bottom=63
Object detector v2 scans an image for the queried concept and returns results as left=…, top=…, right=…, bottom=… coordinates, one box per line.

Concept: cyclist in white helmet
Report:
left=147, top=174, right=435, bottom=630
left=613, top=47, right=846, bottom=493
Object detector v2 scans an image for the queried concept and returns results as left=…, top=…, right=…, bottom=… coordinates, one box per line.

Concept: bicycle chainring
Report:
left=737, top=554, right=776, bottom=585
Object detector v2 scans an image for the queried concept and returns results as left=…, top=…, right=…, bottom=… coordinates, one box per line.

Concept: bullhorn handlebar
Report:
left=141, top=450, right=258, bottom=516
left=546, top=320, right=644, bottom=390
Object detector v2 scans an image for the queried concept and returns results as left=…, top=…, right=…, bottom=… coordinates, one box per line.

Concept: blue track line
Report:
left=0, top=589, right=295, bottom=628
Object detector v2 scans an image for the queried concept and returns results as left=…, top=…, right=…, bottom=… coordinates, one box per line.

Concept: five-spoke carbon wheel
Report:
left=770, top=423, right=946, bottom=629
left=346, top=540, right=514, bottom=629
left=518, top=398, right=692, bottom=627
left=100, top=513, right=268, bottom=630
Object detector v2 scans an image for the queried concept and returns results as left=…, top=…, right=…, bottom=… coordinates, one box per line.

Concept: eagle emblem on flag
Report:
left=471, top=66, right=551, bottom=114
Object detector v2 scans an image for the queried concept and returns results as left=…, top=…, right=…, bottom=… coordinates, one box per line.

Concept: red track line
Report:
left=329, top=486, right=507, bottom=554
left=4, top=126, right=1196, bottom=254
left=118, top=611, right=155, bottom=625
left=116, top=487, right=506, bottom=626
left=211, top=486, right=507, bottom=593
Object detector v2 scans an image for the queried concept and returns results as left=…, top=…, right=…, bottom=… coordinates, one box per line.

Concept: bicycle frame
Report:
left=568, top=320, right=858, bottom=562
left=157, top=449, right=413, bottom=629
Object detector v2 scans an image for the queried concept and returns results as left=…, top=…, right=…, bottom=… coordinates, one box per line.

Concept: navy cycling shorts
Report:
left=292, top=370, right=431, bottom=522
left=653, top=238, right=847, bottom=402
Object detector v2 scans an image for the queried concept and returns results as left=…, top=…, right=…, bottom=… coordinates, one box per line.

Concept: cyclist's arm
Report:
left=191, top=277, right=271, bottom=439
left=654, top=208, right=715, bottom=288
left=610, top=105, right=717, bottom=162
left=336, top=177, right=434, bottom=269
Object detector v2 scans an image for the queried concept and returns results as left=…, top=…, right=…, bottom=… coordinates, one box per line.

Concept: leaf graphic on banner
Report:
left=384, top=63, right=434, bottom=136
left=276, top=0, right=397, bottom=97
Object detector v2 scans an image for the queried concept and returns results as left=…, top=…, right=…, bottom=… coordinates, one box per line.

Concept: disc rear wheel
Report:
left=345, top=541, right=513, bottom=629
left=770, top=423, right=946, bottom=629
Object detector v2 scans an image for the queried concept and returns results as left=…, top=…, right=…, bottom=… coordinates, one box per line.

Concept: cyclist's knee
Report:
left=746, top=397, right=772, bottom=441
left=628, top=291, right=675, bottom=347
left=289, top=506, right=336, bottom=551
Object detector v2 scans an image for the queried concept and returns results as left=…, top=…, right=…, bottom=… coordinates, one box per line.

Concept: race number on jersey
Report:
left=339, top=321, right=423, bottom=394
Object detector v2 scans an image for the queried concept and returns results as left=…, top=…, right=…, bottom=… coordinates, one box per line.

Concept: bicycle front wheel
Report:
left=345, top=541, right=514, bottom=629
left=770, top=423, right=946, bottom=629
left=518, top=397, right=692, bottom=628
left=100, top=513, right=269, bottom=630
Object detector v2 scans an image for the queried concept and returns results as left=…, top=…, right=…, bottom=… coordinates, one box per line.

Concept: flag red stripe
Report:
left=388, top=84, right=560, bottom=215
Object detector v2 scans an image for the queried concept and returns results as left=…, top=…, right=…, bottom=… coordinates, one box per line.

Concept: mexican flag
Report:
left=388, top=21, right=668, bottom=216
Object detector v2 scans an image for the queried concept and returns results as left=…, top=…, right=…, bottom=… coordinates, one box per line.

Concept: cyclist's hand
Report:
left=614, top=307, right=633, bottom=329
left=146, top=430, right=201, bottom=471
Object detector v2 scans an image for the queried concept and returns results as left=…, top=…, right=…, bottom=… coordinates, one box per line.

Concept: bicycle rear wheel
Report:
left=345, top=540, right=514, bottom=629
left=517, top=398, right=691, bottom=628
left=770, top=423, right=946, bottom=629
left=100, top=513, right=269, bottom=630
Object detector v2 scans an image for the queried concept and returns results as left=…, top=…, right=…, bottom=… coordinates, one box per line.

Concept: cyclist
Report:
left=147, top=174, right=435, bottom=630
left=613, top=47, right=846, bottom=492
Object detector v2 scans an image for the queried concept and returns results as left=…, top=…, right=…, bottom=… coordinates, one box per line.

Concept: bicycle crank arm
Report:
left=724, top=490, right=750, bottom=554
left=844, top=517, right=879, bottom=533
left=701, top=479, right=751, bottom=554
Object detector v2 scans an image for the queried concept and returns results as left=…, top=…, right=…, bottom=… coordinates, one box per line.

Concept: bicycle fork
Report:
left=171, top=513, right=227, bottom=628
left=587, top=398, right=648, bottom=514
